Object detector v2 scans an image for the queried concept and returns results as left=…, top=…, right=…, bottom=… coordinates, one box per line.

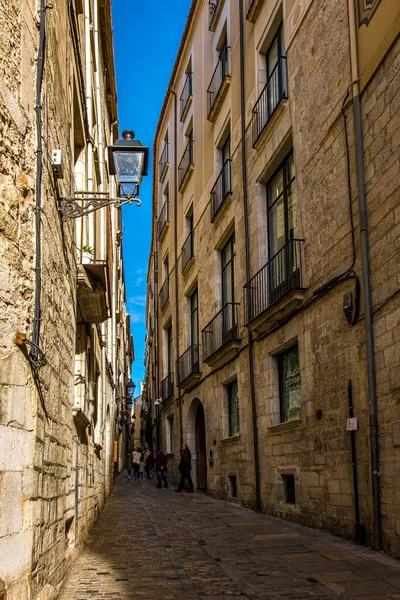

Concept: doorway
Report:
left=187, top=398, right=207, bottom=490
left=195, top=402, right=207, bottom=490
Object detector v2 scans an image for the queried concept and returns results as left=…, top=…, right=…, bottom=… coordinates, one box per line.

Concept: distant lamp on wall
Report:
left=58, top=130, right=149, bottom=220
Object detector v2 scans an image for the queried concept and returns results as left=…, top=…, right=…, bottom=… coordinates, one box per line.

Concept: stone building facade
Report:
left=146, top=0, right=400, bottom=558
left=0, top=1, right=133, bottom=598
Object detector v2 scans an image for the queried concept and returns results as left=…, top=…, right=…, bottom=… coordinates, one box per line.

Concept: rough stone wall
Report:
left=0, top=1, right=125, bottom=598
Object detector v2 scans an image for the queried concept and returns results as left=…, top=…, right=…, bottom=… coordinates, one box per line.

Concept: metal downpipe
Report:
left=169, top=88, right=184, bottom=446
left=239, top=0, right=261, bottom=513
left=347, top=0, right=381, bottom=551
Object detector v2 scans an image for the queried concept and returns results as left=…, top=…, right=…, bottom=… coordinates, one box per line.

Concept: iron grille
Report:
left=207, top=46, right=230, bottom=118
left=201, top=302, right=240, bottom=361
left=177, top=344, right=200, bottom=384
left=252, top=56, right=287, bottom=146
left=210, top=159, right=232, bottom=221
left=244, top=239, right=304, bottom=323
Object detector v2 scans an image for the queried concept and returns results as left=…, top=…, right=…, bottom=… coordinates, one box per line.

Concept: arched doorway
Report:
left=187, top=398, right=207, bottom=490
left=195, top=403, right=207, bottom=489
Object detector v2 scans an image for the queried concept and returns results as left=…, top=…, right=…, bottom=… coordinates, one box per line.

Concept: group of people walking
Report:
left=126, top=446, right=155, bottom=481
left=126, top=443, right=194, bottom=492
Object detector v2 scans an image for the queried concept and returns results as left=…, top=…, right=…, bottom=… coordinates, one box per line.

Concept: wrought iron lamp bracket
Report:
left=59, top=191, right=141, bottom=221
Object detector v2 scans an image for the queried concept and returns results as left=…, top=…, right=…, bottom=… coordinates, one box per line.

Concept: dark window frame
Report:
left=227, top=379, right=240, bottom=437
left=278, top=344, right=301, bottom=423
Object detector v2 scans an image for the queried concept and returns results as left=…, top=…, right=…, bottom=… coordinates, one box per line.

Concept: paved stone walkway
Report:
left=58, top=474, right=400, bottom=599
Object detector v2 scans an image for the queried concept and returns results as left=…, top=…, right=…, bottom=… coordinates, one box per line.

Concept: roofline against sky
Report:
left=147, top=0, right=198, bottom=285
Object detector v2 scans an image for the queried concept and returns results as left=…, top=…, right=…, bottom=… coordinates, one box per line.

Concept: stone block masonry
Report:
left=0, top=0, right=131, bottom=598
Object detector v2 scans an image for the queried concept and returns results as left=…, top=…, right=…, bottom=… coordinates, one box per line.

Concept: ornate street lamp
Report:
left=126, top=379, right=136, bottom=397
left=59, top=130, right=149, bottom=220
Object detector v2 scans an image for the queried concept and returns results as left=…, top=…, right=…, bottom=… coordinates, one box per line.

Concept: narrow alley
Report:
left=59, top=475, right=400, bottom=600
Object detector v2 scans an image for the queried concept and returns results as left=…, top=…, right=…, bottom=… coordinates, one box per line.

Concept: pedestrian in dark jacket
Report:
left=156, top=450, right=168, bottom=488
left=126, top=451, right=133, bottom=480
left=175, top=443, right=194, bottom=493
left=145, top=448, right=155, bottom=479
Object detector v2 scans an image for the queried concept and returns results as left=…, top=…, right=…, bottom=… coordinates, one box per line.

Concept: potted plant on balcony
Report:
left=77, top=245, right=94, bottom=263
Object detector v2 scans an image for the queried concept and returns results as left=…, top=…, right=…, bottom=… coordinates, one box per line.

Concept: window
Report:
left=167, top=325, right=173, bottom=376
left=228, top=379, right=240, bottom=436
left=282, top=474, right=296, bottom=504
left=190, top=289, right=199, bottom=347
left=166, top=415, right=174, bottom=454
left=278, top=345, right=300, bottom=422
left=182, top=210, right=194, bottom=271
left=265, top=26, right=286, bottom=117
left=221, top=135, right=231, bottom=198
left=222, top=235, right=235, bottom=306
left=267, top=153, right=299, bottom=303
left=221, top=235, right=237, bottom=341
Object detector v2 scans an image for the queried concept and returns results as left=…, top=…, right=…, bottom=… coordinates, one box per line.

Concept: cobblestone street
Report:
left=59, top=475, right=400, bottom=600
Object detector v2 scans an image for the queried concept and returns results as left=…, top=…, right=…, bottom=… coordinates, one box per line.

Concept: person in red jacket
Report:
left=155, top=450, right=168, bottom=489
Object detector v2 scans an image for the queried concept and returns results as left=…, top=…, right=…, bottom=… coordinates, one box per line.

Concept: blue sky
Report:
left=112, top=0, right=192, bottom=392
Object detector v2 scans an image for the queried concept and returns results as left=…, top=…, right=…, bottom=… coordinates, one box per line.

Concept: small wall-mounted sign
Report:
left=191, top=454, right=196, bottom=460
left=346, top=417, right=358, bottom=432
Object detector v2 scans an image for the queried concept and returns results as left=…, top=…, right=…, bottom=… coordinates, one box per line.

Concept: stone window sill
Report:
left=267, top=419, right=302, bottom=435
left=220, top=434, right=240, bottom=444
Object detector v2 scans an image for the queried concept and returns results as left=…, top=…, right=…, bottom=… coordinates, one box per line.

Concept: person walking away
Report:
left=132, top=447, right=141, bottom=480
left=139, top=451, right=145, bottom=480
left=126, top=450, right=133, bottom=480
left=146, top=450, right=155, bottom=479
left=175, top=443, right=194, bottom=493
left=156, top=450, right=168, bottom=489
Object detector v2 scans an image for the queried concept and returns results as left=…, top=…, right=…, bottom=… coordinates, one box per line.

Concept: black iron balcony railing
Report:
left=178, top=137, right=194, bottom=191
left=181, top=230, right=194, bottom=272
left=159, top=141, right=169, bottom=181
left=180, top=72, right=193, bottom=120
left=177, top=344, right=200, bottom=384
left=252, top=57, right=287, bottom=146
left=202, top=302, right=240, bottom=361
left=245, top=0, right=265, bottom=19
left=244, top=239, right=304, bottom=323
left=210, top=159, right=232, bottom=221
left=208, top=0, right=219, bottom=28
left=159, top=276, right=169, bottom=310
left=245, top=0, right=255, bottom=14
left=207, top=46, right=230, bottom=118
left=157, top=200, right=169, bottom=240
left=161, top=372, right=174, bottom=401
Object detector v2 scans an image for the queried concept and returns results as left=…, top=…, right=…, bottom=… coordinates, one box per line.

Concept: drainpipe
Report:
left=84, top=0, right=94, bottom=251
left=93, top=0, right=105, bottom=445
left=347, top=0, right=381, bottom=551
left=109, top=119, right=118, bottom=391
left=239, top=0, right=261, bottom=512
left=169, top=88, right=184, bottom=446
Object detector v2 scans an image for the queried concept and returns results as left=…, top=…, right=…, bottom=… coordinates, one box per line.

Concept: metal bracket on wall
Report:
left=58, top=191, right=141, bottom=221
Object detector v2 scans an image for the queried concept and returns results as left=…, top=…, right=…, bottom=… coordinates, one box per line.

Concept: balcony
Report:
left=178, top=137, right=194, bottom=191
left=210, top=159, right=232, bottom=222
left=207, top=46, right=231, bottom=122
left=177, top=344, right=201, bottom=391
left=161, top=372, right=174, bottom=401
left=252, top=57, right=287, bottom=147
left=245, top=0, right=265, bottom=22
left=159, top=277, right=169, bottom=310
left=180, top=72, right=193, bottom=121
left=157, top=200, right=169, bottom=241
left=77, top=260, right=110, bottom=323
left=244, top=239, right=305, bottom=334
left=181, top=230, right=194, bottom=272
left=208, top=0, right=223, bottom=31
left=202, top=303, right=240, bottom=368
left=159, top=141, right=169, bottom=182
